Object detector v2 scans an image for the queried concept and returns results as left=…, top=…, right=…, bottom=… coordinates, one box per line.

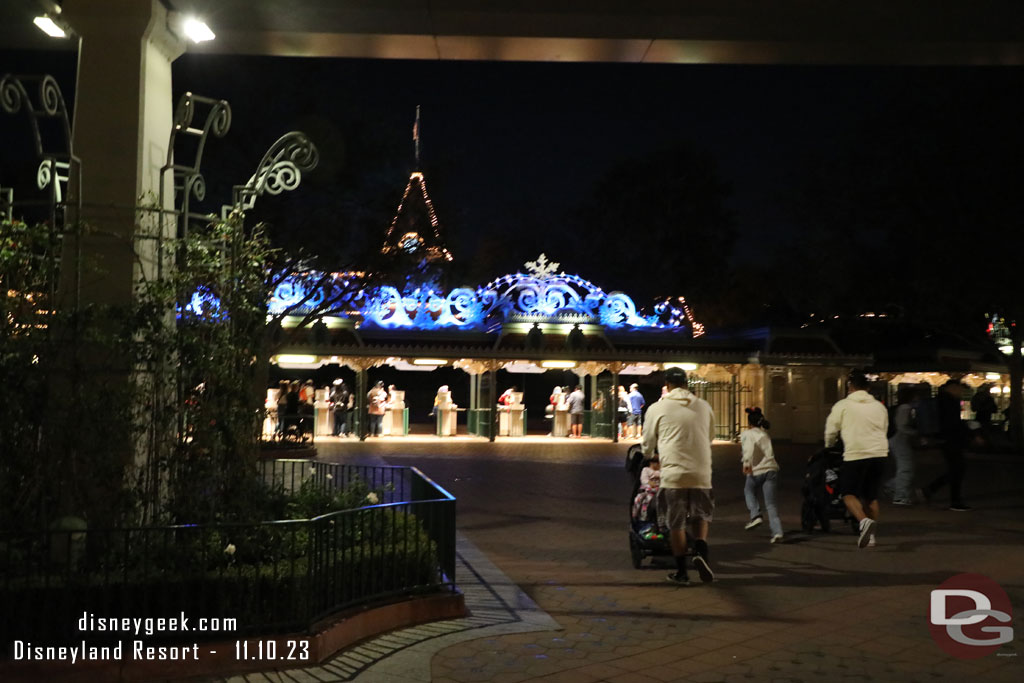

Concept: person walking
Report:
left=824, top=371, right=889, bottom=548
left=627, top=384, right=645, bottom=439
left=273, top=379, right=289, bottom=437
left=741, top=407, right=784, bottom=543
left=970, top=383, right=998, bottom=428
left=921, top=380, right=971, bottom=511
left=330, top=379, right=352, bottom=437
left=642, top=367, right=716, bottom=586
left=617, top=385, right=629, bottom=439
left=886, top=386, right=918, bottom=505
left=367, top=381, right=387, bottom=437
left=567, top=385, right=586, bottom=437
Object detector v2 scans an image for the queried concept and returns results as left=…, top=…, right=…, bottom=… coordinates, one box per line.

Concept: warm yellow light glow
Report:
left=541, top=360, right=577, bottom=369
left=999, top=345, right=1014, bottom=354
left=1003, top=386, right=1011, bottom=394
left=33, top=16, right=66, bottom=38
left=413, top=358, right=448, bottom=365
left=664, top=362, right=698, bottom=371
left=275, top=354, right=316, bottom=365
left=990, top=386, right=1001, bottom=394
left=985, top=372, right=1002, bottom=380
left=183, top=17, right=215, bottom=42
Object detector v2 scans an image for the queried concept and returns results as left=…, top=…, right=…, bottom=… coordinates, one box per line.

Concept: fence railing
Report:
left=0, top=461, right=456, bottom=652
left=689, top=379, right=753, bottom=441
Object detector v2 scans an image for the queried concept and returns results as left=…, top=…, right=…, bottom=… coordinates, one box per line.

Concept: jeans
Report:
left=886, top=435, right=915, bottom=500
left=368, top=413, right=383, bottom=436
left=333, top=411, right=348, bottom=436
left=744, top=470, right=783, bottom=537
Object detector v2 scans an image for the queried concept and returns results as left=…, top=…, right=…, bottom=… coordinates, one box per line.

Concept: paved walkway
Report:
left=213, top=439, right=1023, bottom=683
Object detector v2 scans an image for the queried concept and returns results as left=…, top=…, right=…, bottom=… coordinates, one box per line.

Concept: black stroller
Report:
left=625, top=444, right=673, bottom=568
left=800, top=446, right=858, bottom=533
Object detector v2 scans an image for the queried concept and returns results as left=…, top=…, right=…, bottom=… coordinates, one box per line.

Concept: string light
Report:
left=381, top=172, right=453, bottom=262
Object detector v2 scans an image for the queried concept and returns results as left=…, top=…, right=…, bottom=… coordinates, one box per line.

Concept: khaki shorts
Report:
left=657, top=487, right=715, bottom=529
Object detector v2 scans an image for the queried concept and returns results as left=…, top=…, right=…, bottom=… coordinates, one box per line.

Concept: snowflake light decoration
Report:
left=524, top=253, right=560, bottom=279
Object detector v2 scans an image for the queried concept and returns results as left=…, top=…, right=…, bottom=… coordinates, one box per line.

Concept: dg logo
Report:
left=929, top=573, right=1015, bottom=659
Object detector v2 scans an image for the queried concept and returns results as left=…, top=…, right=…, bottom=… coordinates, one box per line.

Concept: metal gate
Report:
left=688, top=378, right=753, bottom=441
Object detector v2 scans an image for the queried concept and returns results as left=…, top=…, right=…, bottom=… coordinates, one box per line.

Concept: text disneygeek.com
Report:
left=9, top=612, right=315, bottom=664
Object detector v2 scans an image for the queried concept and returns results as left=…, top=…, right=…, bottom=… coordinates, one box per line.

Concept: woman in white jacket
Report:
left=741, top=407, right=784, bottom=543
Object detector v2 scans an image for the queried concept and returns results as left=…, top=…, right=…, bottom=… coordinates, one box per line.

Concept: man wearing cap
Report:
left=643, top=367, right=717, bottom=586
left=824, top=371, right=889, bottom=548
left=367, top=381, right=387, bottom=437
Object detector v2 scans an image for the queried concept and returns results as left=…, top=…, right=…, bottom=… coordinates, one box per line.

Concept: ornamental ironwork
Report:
left=160, top=91, right=232, bottom=236
left=224, top=131, right=319, bottom=219
left=0, top=73, right=79, bottom=210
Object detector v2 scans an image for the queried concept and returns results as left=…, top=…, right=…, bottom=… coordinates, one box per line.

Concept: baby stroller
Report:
left=800, top=446, right=858, bottom=533
left=625, top=444, right=673, bottom=568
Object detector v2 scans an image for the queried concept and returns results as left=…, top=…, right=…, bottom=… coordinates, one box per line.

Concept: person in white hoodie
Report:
left=741, top=407, right=784, bottom=543
left=643, top=367, right=716, bottom=586
left=824, top=371, right=889, bottom=548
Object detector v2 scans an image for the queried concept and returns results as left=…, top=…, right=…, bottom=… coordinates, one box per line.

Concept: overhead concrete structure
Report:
left=4, top=0, right=1024, bottom=65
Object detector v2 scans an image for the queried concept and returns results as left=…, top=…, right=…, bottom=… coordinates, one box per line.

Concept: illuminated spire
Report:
left=381, top=108, right=453, bottom=264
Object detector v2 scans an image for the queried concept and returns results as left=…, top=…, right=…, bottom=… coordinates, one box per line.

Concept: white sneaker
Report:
left=770, top=534, right=784, bottom=544
left=744, top=517, right=763, bottom=530
left=866, top=534, right=876, bottom=548
left=858, top=518, right=876, bottom=548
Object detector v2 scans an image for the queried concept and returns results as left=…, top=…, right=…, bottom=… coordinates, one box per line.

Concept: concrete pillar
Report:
left=63, top=0, right=185, bottom=305
left=611, top=371, right=619, bottom=443
left=356, top=369, right=368, bottom=441
left=488, top=369, right=497, bottom=442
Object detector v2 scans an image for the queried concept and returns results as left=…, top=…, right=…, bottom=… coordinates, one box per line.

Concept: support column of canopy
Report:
left=54, top=1, right=185, bottom=518
left=609, top=362, right=625, bottom=443
left=63, top=0, right=185, bottom=305
left=343, top=357, right=387, bottom=441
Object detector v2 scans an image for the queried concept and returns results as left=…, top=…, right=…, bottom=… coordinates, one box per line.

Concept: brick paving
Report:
left=221, top=438, right=1023, bottom=683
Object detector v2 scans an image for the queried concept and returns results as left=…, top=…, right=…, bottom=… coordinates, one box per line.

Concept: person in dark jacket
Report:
left=921, top=380, right=970, bottom=511
left=330, top=379, right=352, bottom=437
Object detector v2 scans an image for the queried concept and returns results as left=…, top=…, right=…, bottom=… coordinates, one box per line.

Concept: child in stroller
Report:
left=800, top=446, right=858, bottom=533
left=632, top=455, right=661, bottom=524
left=626, top=444, right=673, bottom=568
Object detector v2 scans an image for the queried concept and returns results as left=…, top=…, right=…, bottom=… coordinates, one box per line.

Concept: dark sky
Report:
left=3, top=48, right=1023, bottom=288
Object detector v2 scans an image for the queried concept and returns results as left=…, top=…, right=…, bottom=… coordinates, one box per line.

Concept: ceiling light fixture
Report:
left=33, top=16, right=66, bottom=38
left=183, top=17, right=216, bottom=43
left=664, top=362, right=699, bottom=371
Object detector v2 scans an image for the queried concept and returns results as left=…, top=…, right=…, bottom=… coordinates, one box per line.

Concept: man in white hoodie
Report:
left=643, top=367, right=716, bottom=586
left=824, top=371, right=889, bottom=548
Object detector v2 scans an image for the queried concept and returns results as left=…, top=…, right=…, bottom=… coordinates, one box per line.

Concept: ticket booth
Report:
left=314, top=387, right=331, bottom=436
left=498, top=391, right=526, bottom=436
left=435, top=390, right=460, bottom=436
left=382, top=390, right=409, bottom=436
left=552, top=392, right=570, bottom=437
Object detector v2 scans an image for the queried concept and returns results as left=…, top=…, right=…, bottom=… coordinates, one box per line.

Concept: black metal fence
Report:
left=0, top=461, right=456, bottom=651
left=689, top=378, right=754, bottom=441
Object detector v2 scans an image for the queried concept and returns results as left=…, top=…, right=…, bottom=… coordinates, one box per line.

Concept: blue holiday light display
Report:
left=189, top=256, right=700, bottom=334
left=264, top=253, right=700, bottom=333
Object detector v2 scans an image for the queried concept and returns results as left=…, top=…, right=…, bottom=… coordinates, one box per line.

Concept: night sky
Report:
left=3, top=49, right=1024, bottom=303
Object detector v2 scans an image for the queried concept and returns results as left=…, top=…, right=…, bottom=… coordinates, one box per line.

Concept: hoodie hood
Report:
left=848, top=390, right=876, bottom=403
left=665, top=388, right=696, bottom=402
